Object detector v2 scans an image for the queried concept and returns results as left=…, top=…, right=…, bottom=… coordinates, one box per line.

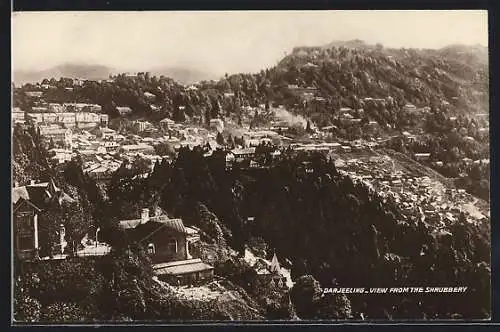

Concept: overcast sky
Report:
left=12, top=10, right=488, bottom=75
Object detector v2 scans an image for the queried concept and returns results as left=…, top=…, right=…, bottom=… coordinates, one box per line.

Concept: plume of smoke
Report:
left=273, top=108, right=307, bottom=128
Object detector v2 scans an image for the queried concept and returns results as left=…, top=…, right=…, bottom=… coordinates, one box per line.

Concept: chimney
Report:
left=140, top=208, right=150, bottom=224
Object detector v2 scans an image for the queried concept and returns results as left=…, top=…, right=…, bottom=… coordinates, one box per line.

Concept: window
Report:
left=18, top=234, right=34, bottom=250
left=17, top=213, right=33, bottom=231
left=167, top=237, right=178, bottom=253
left=147, top=243, right=155, bottom=255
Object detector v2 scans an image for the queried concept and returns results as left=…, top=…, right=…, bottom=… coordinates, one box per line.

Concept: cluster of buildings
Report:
left=219, top=135, right=383, bottom=171
left=27, top=111, right=108, bottom=129
left=12, top=101, right=109, bottom=151
left=290, top=138, right=380, bottom=155
left=333, top=149, right=489, bottom=231
left=387, top=116, right=490, bottom=175
left=287, top=84, right=321, bottom=102
left=72, top=128, right=161, bottom=180
left=42, top=116, right=232, bottom=179
left=23, top=102, right=108, bottom=128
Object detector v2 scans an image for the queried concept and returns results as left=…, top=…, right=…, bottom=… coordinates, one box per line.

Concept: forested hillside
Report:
left=98, top=146, right=490, bottom=319
left=13, top=41, right=488, bottom=126
left=278, top=41, right=488, bottom=116
left=12, top=123, right=53, bottom=185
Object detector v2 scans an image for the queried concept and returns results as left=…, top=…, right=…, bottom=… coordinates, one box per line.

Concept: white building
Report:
left=12, top=107, right=24, bottom=123
left=209, top=118, right=224, bottom=133
left=403, top=104, right=417, bottom=112
left=144, top=92, right=156, bottom=101
left=116, top=106, right=133, bottom=116
left=49, top=148, right=74, bottom=164
left=39, top=125, right=73, bottom=148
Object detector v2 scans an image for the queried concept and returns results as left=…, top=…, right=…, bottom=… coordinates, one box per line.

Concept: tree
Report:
left=41, top=302, right=86, bottom=323
left=13, top=278, right=41, bottom=322
left=315, top=293, right=352, bottom=319
left=39, top=206, right=65, bottom=257
left=469, top=164, right=482, bottom=181
left=99, top=246, right=153, bottom=320
left=61, top=201, right=93, bottom=255
left=228, top=134, right=236, bottom=149
left=193, top=202, right=230, bottom=244
left=131, top=156, right=152, bottom=175
left=306, top=120, right=312, bottom=133
left=211, top=98, right=222, bottom=119
left=290, top=275, right=322, bottom=319
left=62, top=158, right=86, bottom=187
left=216, top=132, right=226, bottom=146
left=172, top=106, right=186, bottom=123
left=48, top=138, right=55, bottom=150
left=154, top=142, right=176, bottom=157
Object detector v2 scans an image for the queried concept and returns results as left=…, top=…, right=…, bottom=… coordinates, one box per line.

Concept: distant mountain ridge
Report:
left=13, top=64, right=114, bottom=85
left=319, top=39, right=488, bottom=63
left=437, top=43, right=488, bottom=65
left=321, top=39, right=487, bottom=51
left=321, top=39, right=374, bottom=50
left=13, top=63, right=217, bottom=86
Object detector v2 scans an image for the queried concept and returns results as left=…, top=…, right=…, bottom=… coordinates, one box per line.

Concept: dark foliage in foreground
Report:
left=13, top=127, right=490, bottom=320
left=102, top=147, right=490, bottom=319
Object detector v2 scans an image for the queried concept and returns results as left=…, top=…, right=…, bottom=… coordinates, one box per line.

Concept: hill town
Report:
left=12, top=38, right=490, bottom=322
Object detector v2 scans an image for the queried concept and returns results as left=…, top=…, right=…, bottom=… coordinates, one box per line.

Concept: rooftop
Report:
left=12, top=181, right=75, bottom=208
left=153, top=258, right=213, bottom=276
left=232, top=147, right=256, bottom=155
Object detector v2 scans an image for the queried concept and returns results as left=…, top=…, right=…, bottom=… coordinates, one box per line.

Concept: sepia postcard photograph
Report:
left=11, top=10, right=491, bottom=323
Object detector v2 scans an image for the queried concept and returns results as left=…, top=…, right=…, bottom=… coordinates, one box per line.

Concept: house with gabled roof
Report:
left=12, top=180, right=75, bottom=261
left=252, top=252, right=288, bottom=290
left=119, top=208, right=213, bottom=285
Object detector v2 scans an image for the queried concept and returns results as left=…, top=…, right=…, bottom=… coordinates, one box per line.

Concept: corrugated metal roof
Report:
left=12, top=182, right=74, bottom=207
left=154, top=260, right=213, bottom=276
left=154, top=258, right=202, bottom=269
left=184, top=226, right=200, bottom=235
left=90, top=166, right=109, bottom=173
left=60, top=193, right=75, bottom=204
left=119, top=216, right=188, bottom=234
left=149, top=217, right=187, bottom=234
left=232, top=147, right=256, bottom=155
left=12, top=187, right=30, bottom=204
